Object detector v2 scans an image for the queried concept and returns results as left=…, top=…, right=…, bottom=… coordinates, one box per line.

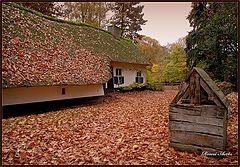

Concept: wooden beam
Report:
left=169, top=121, right=223, bottom=136
left=170, top=105, right=225, bottom=118
left=223, top=111, right=228, bottom=150
left=169, top=106, right=201, bottom=116
left=200, top=79, right=223, bottom=107
left=170, top=130, right=224, bottom=150
left=170, top=82, right=189, bottom=105
left=169, top=112, right=224, bottom=127
left=190, top=72, right=201, bottom=105
left=169, top=142, right=223, bottom=154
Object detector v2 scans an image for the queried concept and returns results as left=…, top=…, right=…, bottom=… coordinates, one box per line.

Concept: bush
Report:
left=117, top=83, right=163, bottom=92
left=145, top=83, right=163, bottom=91
left=118, top=83, right=146, bottom=92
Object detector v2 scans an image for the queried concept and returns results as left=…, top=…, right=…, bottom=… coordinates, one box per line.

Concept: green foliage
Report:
left=136, top=35, right=188, bottom=84
left=146, top=64, right=161, bottom=84
left=136, top=35, right=167, bottom=64
left=117, top=82, right=163, bottom=92
left=136, top=35, right=167, bottom=84
left=118, top=83, right=145, bottom=92
left=146, top=67, right=155, bottom=84
left=145, top=83, right=163, bottom=91
left=120, top=37, right=134, bottom=46
left=110, top=2, right=147, bottom=39
left=63, top=2, right=111, bottom=28
left=185, top=2, right=237, bottom=90
left=161, top=43, right=189, bottom=82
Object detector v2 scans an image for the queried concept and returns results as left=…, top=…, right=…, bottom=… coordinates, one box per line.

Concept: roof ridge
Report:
left=192, top=67, right=229, bottom=109
left=3, top=2, right=149, bottom=69
left=4, top=2, right=137, bottom=47
left=170, top=67, right=229, bottom=110
left=4, top=2, right=112, bottom=35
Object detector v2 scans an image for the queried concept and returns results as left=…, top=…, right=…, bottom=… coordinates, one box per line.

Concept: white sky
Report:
left=140, top=2, right=193, bottom=46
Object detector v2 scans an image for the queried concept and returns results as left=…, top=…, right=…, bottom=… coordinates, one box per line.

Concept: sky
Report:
left=140, top=2, right=193, bottom=46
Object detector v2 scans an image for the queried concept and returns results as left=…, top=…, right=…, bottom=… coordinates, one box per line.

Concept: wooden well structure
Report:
left=169, top=67, right=229, bottom=153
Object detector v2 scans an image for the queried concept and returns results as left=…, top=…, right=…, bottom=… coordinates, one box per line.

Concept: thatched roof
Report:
left=2, top=3, right=148, bottom=88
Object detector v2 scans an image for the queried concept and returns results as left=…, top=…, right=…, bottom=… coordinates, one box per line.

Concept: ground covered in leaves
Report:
left=2, top=90, right=238, bottom=165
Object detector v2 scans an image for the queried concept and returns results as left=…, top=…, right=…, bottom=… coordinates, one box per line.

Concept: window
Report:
left=114, top=68, right=124, bottom=85
left=136, top=71, right=143, bottom=84
left=116, top=68, right=122, bottom=76
left=119, top=76, right=124, bottom=84
left=137, top=71, right=141, bottom=77
left=62, top=88, right=65, bottom=95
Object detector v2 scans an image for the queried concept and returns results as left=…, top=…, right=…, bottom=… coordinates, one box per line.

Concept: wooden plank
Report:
left=181, top=88, right=190, bottom=100
left=170, top=82, right=189, bottom=105
left=190, top=72, right=201, bottom=105
left=170, top=130, right=224, bottom=150
left=169, top=106, right=201, bottom=116
left=169, top=121, right=223, bottom=136
left=181, top=99, right=190, bottom=104
left=196, top=68, right=229, bottom=110
left=195, top=73, right=201, bottom=104
left=169, top=142, right=222, bottom=154
left=171, top=104, right=200, bottom=110
left=170, top=105, right=225, bottom=119
left=169, top=112, right=223, bottom=127
left=200, top=79, right=223, bottom=107
left=200, top=86, right=215, bottom=105
left=189, top=72, right=195, bottom=104
left=200, top=105, right=225, bottom=118
left=223, top=111, right=228, bottom=150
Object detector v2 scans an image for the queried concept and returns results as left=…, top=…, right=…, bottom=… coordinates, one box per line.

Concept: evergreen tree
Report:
left=110, top=2, right=147, bottom=39
left=185, top=2, right=237, bottom=90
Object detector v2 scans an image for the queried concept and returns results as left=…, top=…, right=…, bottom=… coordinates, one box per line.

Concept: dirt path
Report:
left=2, top=90, right=238, bottom=165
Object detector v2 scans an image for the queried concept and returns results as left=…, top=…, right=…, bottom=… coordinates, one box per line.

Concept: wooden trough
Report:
left=169, top=67, right=229, bottom=154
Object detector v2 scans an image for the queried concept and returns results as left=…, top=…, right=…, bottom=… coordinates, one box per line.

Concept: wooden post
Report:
left=190, top=72, right=200, bottom=105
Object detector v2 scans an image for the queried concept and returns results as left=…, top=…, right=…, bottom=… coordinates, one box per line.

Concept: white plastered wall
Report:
left=3, top=84, right=104, bottom=106
left=113, top=67, right=146, bottom=88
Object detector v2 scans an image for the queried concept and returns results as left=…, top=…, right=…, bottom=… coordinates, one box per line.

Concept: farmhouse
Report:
left=2, top=3, right=148, bottom=106
left=106, top=25, right=148, bottom=89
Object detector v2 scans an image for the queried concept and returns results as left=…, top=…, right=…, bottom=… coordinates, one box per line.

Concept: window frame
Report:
left=114, top=68, right=124, bottom=85
left=137, top=71, right=142, bottom=77
left=116, top=68, right=122, bottom=76
left=136, top=71, right=143, bottom=84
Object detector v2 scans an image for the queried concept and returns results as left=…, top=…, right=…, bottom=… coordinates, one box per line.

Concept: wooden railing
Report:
left=155, top=82, right=182, bottom=90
